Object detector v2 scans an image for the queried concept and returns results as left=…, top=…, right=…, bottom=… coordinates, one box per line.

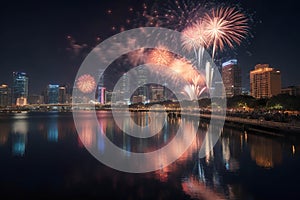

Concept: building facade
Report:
left=58, top=85, right=67, bottom=104
left=46, top=84, right=59, bottom=104
left=12, top=72, right=29, bottom=105
left=136, top=67, right=148, bottom=102
left=149, top=84, right=164, bottom=102
left=0, top=84, right=10, bottom=107
left=250, top=64, right=281, bottom=98
left=281, top=86, right=300, bottom=96
left=96, top=86, right=106, bottom=104
left=222, top=59, right=242, bottom=97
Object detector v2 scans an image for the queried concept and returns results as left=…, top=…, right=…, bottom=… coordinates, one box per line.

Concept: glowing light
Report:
left=76, top=74, right=96, bottom=93
left=292, top=145, right=296, bottom=155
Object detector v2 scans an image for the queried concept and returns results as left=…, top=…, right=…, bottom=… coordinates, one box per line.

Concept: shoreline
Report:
left=1, top=109, right=299, bottom=136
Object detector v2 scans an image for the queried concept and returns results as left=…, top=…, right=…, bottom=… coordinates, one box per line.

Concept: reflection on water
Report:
left=248, top=134, right=283, bottom=168
left=47, top=118, right=58, bottom=142
left=11, top=119, right=28, bottom=156
left=12, top=133, right=27, bottom=156
left=0, top=112, right=300, bottom=199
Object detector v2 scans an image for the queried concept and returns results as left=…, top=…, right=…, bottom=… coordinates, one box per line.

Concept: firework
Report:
left=183, top=84, right=206, bottom=100
left=150, top=0, right=205, bottom=31
left=183, top=73, right=206, bottom=100
left=203, top=6, right=249, bottom=59
left=127, top=48, right=146, bottom=66
left=181, top=20, right=207, bottom=51
left=169, top=58, right=199, bottom=82
left=146, top=47, right=174, bottom=66
left=76, top=74, right=96, bottom=93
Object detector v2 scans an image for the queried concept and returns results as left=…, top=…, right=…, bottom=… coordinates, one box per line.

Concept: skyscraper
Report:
left=121, top=72, right=130, bottom=104
left=149, top=84, right=164, bottom=102
left=12, top=72, right=29, bottom=105
left=58, top=85, right=67, bottom=104
left=96, top=87, right=106, bottom=104
left=222, top=59, right=242, bottom=97
left=0, top=84, right=10, bottom=107
left=96, top=69, right=106, bottom=104
left=250, top=64, right=281, bottom=98
left=46, top=84, right=59, bottom=104
left=136, top=67, right=148, bottom=101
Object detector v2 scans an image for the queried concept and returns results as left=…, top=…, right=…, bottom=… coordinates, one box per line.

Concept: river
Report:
left=0, top=111, right=299, bottom=199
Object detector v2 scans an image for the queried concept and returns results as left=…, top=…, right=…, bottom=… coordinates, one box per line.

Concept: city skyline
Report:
left=1, top=0, right=299, bottom=94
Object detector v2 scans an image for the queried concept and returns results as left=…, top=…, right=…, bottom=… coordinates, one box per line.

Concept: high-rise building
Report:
left=121, top=72, right=130, bottom=104
left=0, top=84, right=10, bottom=107
left=96, top=86, right=106, bottom=104
left=98, top=69, right=105, bottom=87
left=58, top=85, right=67, bottom=104
left=136, top=67, right=148, bottom=101
left=149, top=84, right=164, bottom=102
left=95, top=69, right=106, bottom=104
left=222, top=59, right=242, bottom=97
left=250, top=64, right=281, bottom=98
left=46, top=84, right=59, bottom=104
left=12, top=72, right=29, bottom=105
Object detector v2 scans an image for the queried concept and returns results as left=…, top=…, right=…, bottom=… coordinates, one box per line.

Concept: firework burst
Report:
left=150, top=0, right=205, bottom=31
left=183, top=84, right=206, bottom=100
left=146, top=47, right=174, bottom=66
left=181, top=20, right=207, bottom=52
left=182, top=73, right=206, bottom=100
left=203, top=6, right=249, bottom=59
left=76, top=74, right=96, bottom=93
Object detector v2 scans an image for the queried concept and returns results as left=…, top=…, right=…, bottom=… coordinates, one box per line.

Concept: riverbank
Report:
left=180, top=112, right=300, bottom=136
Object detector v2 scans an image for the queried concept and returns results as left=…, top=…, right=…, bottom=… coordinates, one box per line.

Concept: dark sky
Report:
left=0, top=0, right=299, bottom=94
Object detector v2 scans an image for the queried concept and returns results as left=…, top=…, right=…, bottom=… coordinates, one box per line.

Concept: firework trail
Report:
left=181, top=20, right=208, bottom=70
left=183, top=84, right=206, bottom=100
left=182, top=73, right=206, bottom=100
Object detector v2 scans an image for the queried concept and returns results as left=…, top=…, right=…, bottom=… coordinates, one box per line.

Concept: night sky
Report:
left=0, top=0, right=299, bottom=94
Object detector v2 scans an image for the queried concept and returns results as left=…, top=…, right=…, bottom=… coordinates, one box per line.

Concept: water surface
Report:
left=0, top=112, right=299, bottom=199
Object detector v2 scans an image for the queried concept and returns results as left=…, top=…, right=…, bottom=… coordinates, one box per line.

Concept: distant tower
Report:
left=250, top=64, right=281, bottom=98
left=46, top=84, right=59, bottom=104
left=121, top=72, right=130, bottom=104
left=222, top=59, right=242, bottom=97
left=12, top=72, right=29, bottom=105
left=58, top=85, right=67, bottom=104
left=96, top=69, right=106, bottom=104
left=136, top=67, right=148, bottom=101
left=0, top=84, right=10, bottom=107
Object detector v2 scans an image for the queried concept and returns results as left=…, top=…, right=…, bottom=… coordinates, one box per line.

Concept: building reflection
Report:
left=0, top=123, right=10, bottom=146
left=77, top=119, right=97, bottom=149
left=11, top=119, right=28, bottom=156
left=97, top=116, right=109, bottom=154
left=180, top=126, right=243, bottom=200
left=248, top=134, right=282, bottom=168
left=47, top=118, right=58, bottom=142
left=154, top=118, right=200, bottom=182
